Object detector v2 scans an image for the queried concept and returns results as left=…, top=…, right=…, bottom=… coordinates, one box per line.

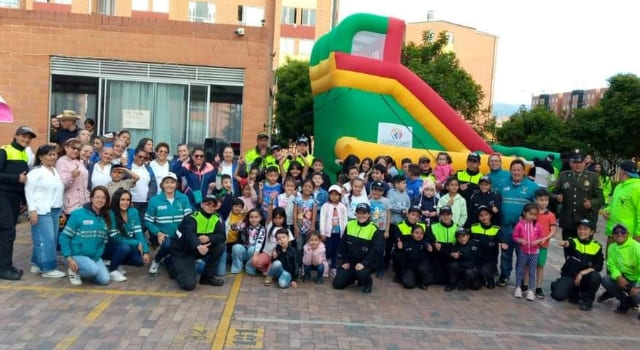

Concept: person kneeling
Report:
left=446, top=228, right=481, bottom=292
left=395, top=225, right=432, bottom=290
left=333, top=203, right=383, bottom=294
left=169, top=195, right=226, bottom=291
left=551, top=219, right=603, bottom=311
left=600, top=223, right=640, bottom=317
left=267, top=229, right=300, bottom=289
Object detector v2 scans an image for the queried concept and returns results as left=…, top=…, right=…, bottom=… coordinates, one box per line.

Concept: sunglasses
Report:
left=612, top=230, right=628, bottom=235
left=193, top=154, right=205, bottom=158
left=136, top=155, right=146, bottom=159
left=69, top=146, right=81, bottom=151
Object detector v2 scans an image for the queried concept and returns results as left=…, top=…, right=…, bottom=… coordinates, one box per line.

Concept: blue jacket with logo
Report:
left=59, top=204, right=109, bottom=261
left=145, top=191, right=192, bottom=238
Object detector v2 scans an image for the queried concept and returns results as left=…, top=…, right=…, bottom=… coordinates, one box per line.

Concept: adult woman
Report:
left=89, top=137, right=104, bottom=165
left=104, top=189, right=150, bottom=282
left=88, top=147, right=114, bottom=189
left=59, top=186, right=111, bottom=285
left=80, top=144, right=93, bottom=168
left=49, top=117, right=60, bottom=143
left=112, top=139, right=128, bottom=165
left=173, top=146, right=217, bottom=207
left=594, top=163, right=612, bottom=206
left=56, top=138, right=90, bottom=217
left=25, top=144, right=65, bottom=278
left=129, top=148, right=157, bottom=233
left=78, top=129, right=91, bottom=145
left=218, top=146, right=239, bottom=195
left=128, top=137, right=154, bottom=168
left=150, top=142, right=171, bottom=193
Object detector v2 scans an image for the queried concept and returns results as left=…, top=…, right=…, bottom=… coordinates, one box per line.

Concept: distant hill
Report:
left=492, top=103, right=523, bottom=119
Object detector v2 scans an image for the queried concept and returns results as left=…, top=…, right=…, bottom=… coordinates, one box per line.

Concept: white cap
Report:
left=328, top=184, right=343, bottom=194
left=161, top=172, right=178, bottom=184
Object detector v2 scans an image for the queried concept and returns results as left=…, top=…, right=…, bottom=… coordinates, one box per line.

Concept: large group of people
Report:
left=2, top=118, right=640, bottom=319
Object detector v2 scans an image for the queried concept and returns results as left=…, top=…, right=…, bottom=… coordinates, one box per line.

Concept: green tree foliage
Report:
left=402, top=31, right=484, bottom=123
left=274, top=59, right=313, bottom=144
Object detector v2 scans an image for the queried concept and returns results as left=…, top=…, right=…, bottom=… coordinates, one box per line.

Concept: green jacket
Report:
left=607, top=237, right=640, bottom=282
left=599, top=175, right=612, bottom=206
left=605, top=178, right=640, bottom=236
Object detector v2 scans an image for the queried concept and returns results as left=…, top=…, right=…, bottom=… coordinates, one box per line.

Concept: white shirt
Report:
left=150, top=160, right=170, bottom=193
left=91, top=162, right=112, bottom=189
left=220, top=161, right=233, bottom=177
left=25, top=166, right=64, bottom=215
left=130, top=163, right=150, bottom=203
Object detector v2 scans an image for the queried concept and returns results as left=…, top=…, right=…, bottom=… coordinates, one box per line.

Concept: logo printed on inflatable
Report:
left=390, top=128, right=402, bottom=140
left=377, top=122, right=412, bottom=148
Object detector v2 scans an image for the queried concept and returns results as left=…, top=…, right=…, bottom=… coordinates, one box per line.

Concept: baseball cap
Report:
left=467, top=152, right=481, bottom=162
left=455, top=227, right=469, bottom=236
left=619, top=160, right=639, bottom=178
left=161, top=172, right=178, bottom=184
left=296, top=136, right=309, bottom=145
left=569, top=149, right=584, bottom=162
left=257, top=132, right=269, bottom=139
left=479, top=175, right=491, bottom=184
left=328, top=184, right=343, bottom=194
left=408, top=206, right=421, bottom=214
left=476, top=205, right=492, bottom=215
left=439, top=206, right=453, bottom=215
left=202, top=194, right=219, bottom=203
left=612, top=223, right=629, bottom=235
left=270, top=144, right=281, bottom=151
left=371, top=181, right=385, bottom=190
left=15, top=126, right=36, bottom=138
left=355, top=203, right=370, bottom=213
left=419, top=156, right=430, bottom=164
left=576, top=218, right=595, bottom=230
left=110, top=164, right=126, bottom=173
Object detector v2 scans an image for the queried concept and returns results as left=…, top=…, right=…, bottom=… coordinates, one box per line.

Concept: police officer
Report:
left=428, top=206, right=458, bottom=285
left=395, top=225, right=432, bottom=289
left=0, top=126, right=36, bottom=280
left=169, top=194, right=225, bottom=291
left=392, top=206, right=426, bottom=282
left=550, top=219, right=603, bottom=311
left=552, top=149, right=603, bottom=255
left=244, top=132, right=269, bottom=170
left=446, top=228, right=481, bottom=291
left=333, top=203, right=383, bottom=294
left=456, top=152, right=483, bottom=202
left=294, top=136, right=314, bottom=168
left=470, top=206, right=501, bottom=289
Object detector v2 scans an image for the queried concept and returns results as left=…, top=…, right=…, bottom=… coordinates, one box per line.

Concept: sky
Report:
left=339, top=0, right=640, bottom=106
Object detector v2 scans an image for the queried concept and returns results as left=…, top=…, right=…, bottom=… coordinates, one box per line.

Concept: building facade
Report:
left=531, top=88, right=607, bottom=120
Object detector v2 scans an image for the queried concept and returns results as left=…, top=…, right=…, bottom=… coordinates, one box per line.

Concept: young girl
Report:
left=284, top=160, right=306, bottom=191
left=512, top=203, right=544, bottom=301
left=342, top=166, right=360, bottom=193
left=344, top=178, right=370, bottom=219
left=267, top=229, right=300, bottom=289
left=231, top=209, right=265, bottom=274
left=277, top=178, right=298, bottom=231
left=311, top=172, right=328, bottom=229
left=434, top=152, right=454, bottom=190
left=239, top=183, right=257, bottom=212
left=302, top=232, right=328, bottom=284
left=416, top=180, right=439, bottom=225
left=358, top=157, right=373, bottom=180
left=437, top=177, right=467, bottom=227
left=319, top=185, right=348, bottom=277
left=259, top=207, right=295, bottom=285
left=294, top=179, right=317, bottom=253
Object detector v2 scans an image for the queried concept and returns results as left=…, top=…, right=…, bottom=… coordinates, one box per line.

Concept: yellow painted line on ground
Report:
left=211, top=273, right=244, bottom=350
left=14, top=239, right=31, bottom=244
left=55, top=295, right=115, bottom=349
left=0, top=284, right=227, bottom=299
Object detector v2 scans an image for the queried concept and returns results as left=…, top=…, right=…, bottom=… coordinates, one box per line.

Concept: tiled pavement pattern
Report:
left=1, top=219, right=639, bottom=350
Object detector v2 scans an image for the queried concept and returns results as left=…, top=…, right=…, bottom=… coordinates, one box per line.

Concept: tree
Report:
left=274, top=59, right=313, bottom=144
left=402, top=31, right=484, bottom=124
left=597, top=73, right=640, bottom=159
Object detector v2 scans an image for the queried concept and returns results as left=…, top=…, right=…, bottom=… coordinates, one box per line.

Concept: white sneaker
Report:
left=68, top=268, right=82, bottom=286
left=109, top=270, right=127, bottom=282
left=526, top=290, right=535, bottom=301
left=514, top=287, right=523, bottom=298
left=117, top=266, right=127, bottom=276
left=30, top=265, right=41, bottom=274
left=149, top=261, right=159, bottom=277
left=41, top=269, right=66, bottom=278
left=330, top=268, right=337, bottom=278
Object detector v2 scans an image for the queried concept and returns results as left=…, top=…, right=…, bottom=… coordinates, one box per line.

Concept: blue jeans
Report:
left=303, top=263, right=324, bottom=281
left=154, top=237, right=173, bottom=262
left=72, top=256, right=109, bottom=285
left=196, top=251, right=227, bottom=277
left=268, top=260, right=292, bottom=288
left=499, top=226, right=520, bottom=281
left=231, top=244, right=255, bottom=274
left=31, top=208, right=62, bottom=272
left=103, top=242, right=144, bottom=272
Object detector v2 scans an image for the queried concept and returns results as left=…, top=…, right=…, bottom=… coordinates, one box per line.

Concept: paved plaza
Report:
left=1, top=220, right=639, bottom=350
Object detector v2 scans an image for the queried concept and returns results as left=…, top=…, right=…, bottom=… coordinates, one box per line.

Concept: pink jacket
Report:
left=55, top=155, right=89, bottom=215
left=434, top=164, right=454, bottom=185
left=319, top=202, right=348, bottom=238
left=512, top=219, right=544, bottom=254
left=302, top=242, right=328, bottom=272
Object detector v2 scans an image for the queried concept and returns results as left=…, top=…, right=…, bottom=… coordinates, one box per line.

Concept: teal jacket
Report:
left=607, top=237, right=640, bottom=282
left=605, top=178, right=640, bottom=237
left=145, top=191, right=192, bottom=238
left=498, top=178, right=538, bottom=227
left=59, top=205, right=109, bottom=261
left=109, top=208, right=149, bottom=254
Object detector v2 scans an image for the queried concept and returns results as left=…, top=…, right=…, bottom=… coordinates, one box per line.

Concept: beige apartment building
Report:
left=532, top=88, right=607, bottom=120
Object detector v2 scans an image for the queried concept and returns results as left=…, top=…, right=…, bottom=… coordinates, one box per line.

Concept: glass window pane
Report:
left=351, top=31, right=386, bottom=60
left=154, top=84, right=187, bottom=153
left=209, top=102, right=242, bottom=144
left=188, top=85, right=208, bottom=148
left=105, top=80, right=154, bottom=146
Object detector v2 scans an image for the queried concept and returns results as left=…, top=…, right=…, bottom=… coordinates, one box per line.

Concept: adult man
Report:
left=169, top=194, right=226, bottom=290
left=456, top=152, right=483, bottom=202
left=487, top=153, right=510, bottom=195
left=600, top=224, right=640, bottom=317
left=54, top=110, right=79, bottom=145
left=552, top=149, right=603, bottom=250
left=0, top=126, right=36, bottom=280
left=604, top=161, right=640, bottom=242
left=418, top=156, right=436, bottom=183
left=294, top=136, right=314, bottom=167
left=244, top=132, right=270, bottom=170
left=496, top=159, right=538, bottom=286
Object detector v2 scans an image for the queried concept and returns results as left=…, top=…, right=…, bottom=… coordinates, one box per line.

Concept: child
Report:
left=213, top=174, right=234, bottom=221
left=434, top=152, right=454, bottom=190
left=437, top=176, right=467, bottom=227
left=342, top=166, right=361, bottom=193
left=386, top=175, right=411, bottom=268
left=391, top=207, right=425, bottom=281
left=239, top=183, right=257, bottom=212
left=230, top=209, right=265, bottom=274
left=415, top=180, right=439, bottom=225
left=468, top=176, right=502, bottom=227
left=282, top=160, right=306, bottom=191
left=311, top=172, right=328, bottom=227
left=512, top=203, right=544, bottom=301
left=359, top=157, right=373, bottom=180
left=260, top=207, right=296, bottom=285
left=302, top=232, right=328, bottom=284
left=365, top=164, right=389, bottom=195
left=267, top=229, right=300, bottom=289
left=105, top=164, right=139, bottom=197
left=532, top=188, right=557, bottom=299
left=306, top=158, right=331, bottom=190
left=294, top=179, right=317, bottom=254
left=277, top=178, right=298, bottom=231
left=344, top=178, right=369, bottom=219
left=319, top=185, right=348, bottom=277
left=369, top=180, right=391, bottom=278
left=405, top=164, right=423, bottom=204
left=258, top=166, right=282, bottom=218
left=428, top=206, right=458, bottom=285
left=226, top=198, right=246, bottom=256
left=395, top=225, right=432, bottom=289
left=446, top=228, right=481, bottom=291
left=399, top=158, right=412, bottom=176
left=469, top=206, right=501, bottom=289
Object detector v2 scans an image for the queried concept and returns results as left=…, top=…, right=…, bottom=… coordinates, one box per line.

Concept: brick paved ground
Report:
left=0, top=219, right=638, bottom=350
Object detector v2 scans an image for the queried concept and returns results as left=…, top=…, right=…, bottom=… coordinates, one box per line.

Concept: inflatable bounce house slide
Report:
left=310, top=14, right=560, bottom=178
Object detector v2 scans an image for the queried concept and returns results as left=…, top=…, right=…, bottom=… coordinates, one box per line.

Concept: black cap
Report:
left=545, top=154, right=556, bottom=162
left=439, top=206, right=453, bottom=215
left=110, top=164, right=126, bottom=173
left=455, top=227, right=469, bottom=236
left=202, top=194, right=219, bottom=203
left=569, top=149, right=584, bottom=162
left=479, top=175, right=491, bottom=184
left=15, top=126, right=36, bottom=138
left=270, top=144, right=281, bottom=151
left=371, top=181, right=385, bottom=190
left=577, top=218, right=595, bottom=230
left=296, top=136, right=309, bottom=145
left=408, top=206, right=421, bottom=214
left=419, top=156, right=430, bottom=164
left=612, top=223, right=629, bottom=235
left=476, top=205, right=492, bottom=215
left=467, top=152, right=481, bottom=162
left=619, top=160, right=639, bottom=178
left=355, top=203, right=370, bottom=213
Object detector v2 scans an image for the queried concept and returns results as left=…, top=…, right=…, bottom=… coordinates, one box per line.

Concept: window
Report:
left=152, top=0, right=169, bottom=13
left=351, top=31, right=386, bottom=60
left=298, top=39, right=314, bottom=57
left=280, top=38, right=295, bottom=56
left=189, top=1, right=215, bottom=23
left=446, top=32, right=454, bottom=45
left=237, top=5, right=264, bottom=26
left=0, top=0, right=19, bottom=8
left=132, top=0, right=148, bottom=11
left=301, top=8, right=316, bottom=26
left=98, top=0, right=115, bottom=15
left=281, top=6, right=296, bottom=24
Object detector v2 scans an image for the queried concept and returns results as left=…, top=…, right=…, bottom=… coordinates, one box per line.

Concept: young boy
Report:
left=468, top=176, right=502, bottom=227
left=532, top=188, right=557, bottom=299
left=226, top=198, right=246, bottom=254
left=366, top=164, right=389, bottom=195
left=446, top=228, right=481, bottom=291
left=268, top=229, right=300, bottom=289
left=306, top=158, right=331, bottom=191
left=470, top=206, right=501, bottom=288
left=214, top=174, right=234, bottom=221
left=106, top=164, right=139, bottom=197
left=399, top=158, right=412, bottom=176
left=369, top=181, right=391, bottom=278
left=428, top=206, right=458, bottom=285
left=405, top=164, right=424, bottom=204
left=395, top=225, right=432, bottom=289
left=386, top=175, right=411, bottom=269
left=277, top=178, right=297, bottom=230
left=258, top=166, right=282, bottom=218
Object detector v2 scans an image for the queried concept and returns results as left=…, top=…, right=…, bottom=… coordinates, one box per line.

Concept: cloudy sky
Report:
left=339, top=0, right=640, bottom=105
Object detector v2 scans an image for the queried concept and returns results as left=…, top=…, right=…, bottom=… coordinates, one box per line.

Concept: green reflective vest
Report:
left=456, top=170, right=482, bottom=184
left=191, top=211, right=220, bottom=236
left=397, top=221, right=426, bottom=236
left=346, top=220, right=377, bottom=241
left=470, top=223, right=500, bottom=237
left=572, top=238, right=600, bottom=256
left=431, top=223, right=458, bottom=244
left=0, top=144, right=28, bottom=162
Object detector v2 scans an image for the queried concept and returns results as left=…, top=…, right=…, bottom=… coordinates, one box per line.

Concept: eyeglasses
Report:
left=193, top=154, right=205, bottom=158
left=136, top=155, right=146, bottom=159
left=70, top=146, right=81, bottom=151
left=157, top=149, right=168, bottom=154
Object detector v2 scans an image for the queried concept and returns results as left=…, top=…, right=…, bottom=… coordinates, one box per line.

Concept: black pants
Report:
left=333, top=265, right=373, bottom=290
left=601, top=276, right=640, bottom=306
left=0, top=192, right=21, bottom=271
left=430, top=254, right=449, bottom=285
left=170, top=242, right=225, bottom=291
left=400, top=261, right=432, bottom=289
left=448, top=262, right=481, bottom=290
left=479, top=259, right=497, bottom=282
left=550, top=271, right=601, bottom=305
left=384, top=225, right=400, bottom=267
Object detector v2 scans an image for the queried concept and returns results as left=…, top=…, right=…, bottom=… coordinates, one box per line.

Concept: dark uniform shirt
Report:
left=553, top=170, right=603, bottom=229
left=451, top=240, right=481, bottom=269
left=560, top=238, right=603, bottom=277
